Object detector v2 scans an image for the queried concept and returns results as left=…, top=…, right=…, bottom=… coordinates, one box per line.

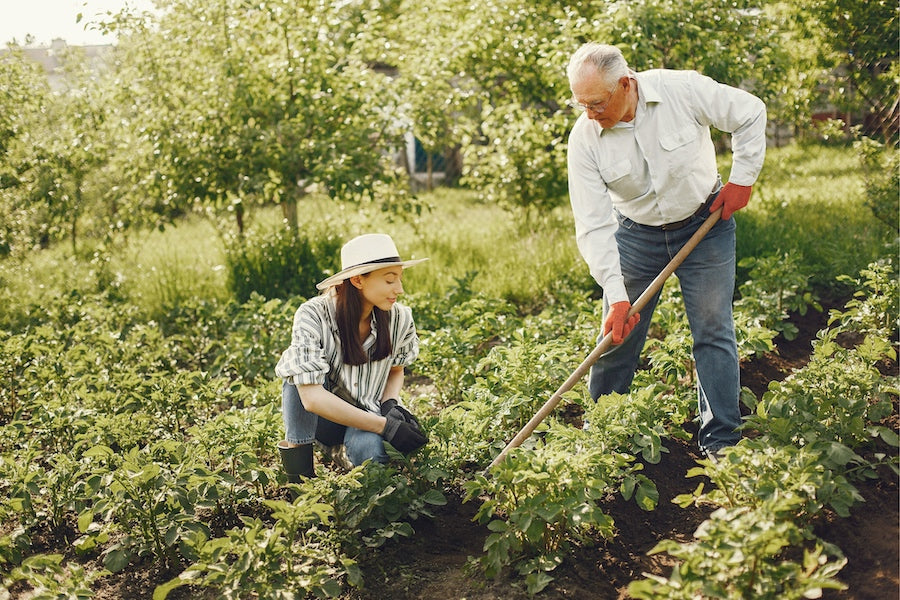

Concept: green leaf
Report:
left=873, top=426, right=899, bottom=447
left=77, top=510, right=93, bottom=533
left=620, top=476, right=636, bottom=501
left=635, top=478, right=659, bottom=511
left=153, top=577, right=186, bottom=600
left=422, top=489, right=447, bottom=505
left=823, top=442, right=860, bottom=467
left=102, top=548, right=131, bottom=573
left=487, top=519, right=508, bottom=532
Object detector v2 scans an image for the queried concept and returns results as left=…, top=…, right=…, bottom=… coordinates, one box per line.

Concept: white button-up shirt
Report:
left=567, top=68, right=767, bottom=304
left=275, top=293, right=420, bottom=413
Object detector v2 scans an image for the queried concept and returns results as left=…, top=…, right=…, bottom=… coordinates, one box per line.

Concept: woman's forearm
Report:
left=380, top=366, right=405, bottom=404
left=298, top=384, right=387, bottom=434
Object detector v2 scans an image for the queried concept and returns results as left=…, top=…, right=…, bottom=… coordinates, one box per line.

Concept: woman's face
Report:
left=353, top=266, right=404, bottom=313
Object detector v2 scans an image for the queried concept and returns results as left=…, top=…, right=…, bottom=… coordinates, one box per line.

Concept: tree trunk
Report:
left=235, top=201, right=245, bottom=235
left=281, top=197, right=298, bottom=231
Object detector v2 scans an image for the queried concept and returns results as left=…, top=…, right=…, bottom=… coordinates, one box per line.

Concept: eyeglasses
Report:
left=570, top=82, right=620, bottom=114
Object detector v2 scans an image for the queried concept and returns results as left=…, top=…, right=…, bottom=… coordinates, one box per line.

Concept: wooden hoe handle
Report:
left=487, top=208, right=723, bottom=471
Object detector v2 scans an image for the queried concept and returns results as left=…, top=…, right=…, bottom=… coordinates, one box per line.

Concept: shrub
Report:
left=223, top=225, right=340, bottom=302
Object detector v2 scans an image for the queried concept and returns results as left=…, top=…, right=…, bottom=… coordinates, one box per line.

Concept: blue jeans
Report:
left=282, top=381, right=389, bottom=466
left=588, top=211, right=741, bottom=452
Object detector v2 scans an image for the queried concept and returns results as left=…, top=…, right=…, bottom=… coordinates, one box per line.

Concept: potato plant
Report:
left=0, top=244, right=896, bottom=599
left=627, top=260, right=898, bottom=598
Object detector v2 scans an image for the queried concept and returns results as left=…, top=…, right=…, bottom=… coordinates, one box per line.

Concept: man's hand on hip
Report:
left=710, top=182, right=752, bottom=220
left=604, top=301, right=640, bottom=345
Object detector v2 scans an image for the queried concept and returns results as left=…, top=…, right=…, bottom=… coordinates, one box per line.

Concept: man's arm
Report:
left=689, top=71, right=767, bottom=186
left=567, top=117, right=628, bottom=304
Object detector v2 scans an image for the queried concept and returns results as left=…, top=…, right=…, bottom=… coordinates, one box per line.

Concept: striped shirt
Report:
left=275, top=293, right=420, bottom=413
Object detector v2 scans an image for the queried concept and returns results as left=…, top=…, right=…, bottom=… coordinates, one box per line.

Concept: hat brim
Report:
left=316, top=257, right=429, bottom=290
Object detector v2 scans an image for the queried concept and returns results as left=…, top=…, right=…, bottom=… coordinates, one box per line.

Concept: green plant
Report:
left=737, top=252, right=822, bottom=340
left=744, top=329, right=897, bottom=472
left=85, top=441, right=217, bottom=572
left=0, top=449, right=42, bottom=531
left=413, top=291, right=522, bottom=403
left=321, top=462, right=446, bottom=556
left=2, top=553, right=108, bottom=600
left=474, top=331, right=588, bottom=433
left=223, top=225, right=340, bottom=302
left=188, top=403, right=283, bottom=507
left=0, top=527, right=31, bottom=569
left=629, top=505, right=848, bottom=600
left=733, top=308, right=779, bottom=360
left=675, top=441, right=864, bottom=519
left=854, top=137, right=899, bottom=230
left=204, top=293, right=297, bottom=384
left=155, top=488, right=353, bottom=600
left=829, top=258, right=900, bottom=337
left=465, top=439, right=620, bottom=595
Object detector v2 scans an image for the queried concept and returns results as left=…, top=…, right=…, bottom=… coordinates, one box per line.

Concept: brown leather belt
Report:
left=656, top=187, right=721, bottom=231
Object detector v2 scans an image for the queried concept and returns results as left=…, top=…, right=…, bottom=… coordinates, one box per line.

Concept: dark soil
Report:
left=11, top=301, right=898, bottom=599
left=348, top=300, right=899, bottom=600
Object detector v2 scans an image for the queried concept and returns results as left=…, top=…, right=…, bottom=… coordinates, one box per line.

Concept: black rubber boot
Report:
left=278, top=441, right=314, bottom=485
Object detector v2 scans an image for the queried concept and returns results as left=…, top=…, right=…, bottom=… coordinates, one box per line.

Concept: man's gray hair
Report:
left=567, top=43, right=630, bottom=91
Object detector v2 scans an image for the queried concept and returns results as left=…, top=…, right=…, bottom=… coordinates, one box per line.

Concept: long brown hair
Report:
left=334, top=279, right=392, bottom=365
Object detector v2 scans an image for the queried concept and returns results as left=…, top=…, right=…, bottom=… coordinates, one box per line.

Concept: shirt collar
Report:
left=596, top=71, right=660, bottom=135
left=636, top=71, right=662, bottom=105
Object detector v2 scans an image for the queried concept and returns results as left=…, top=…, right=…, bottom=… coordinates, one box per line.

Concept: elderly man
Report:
left=565, top=42, right=767, bottom=457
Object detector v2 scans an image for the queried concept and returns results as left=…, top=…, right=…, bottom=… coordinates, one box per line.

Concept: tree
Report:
left=392, top=0, right=791, bottom=219
left=0, top=45, right=111, bottom=254
left=391, top=0, right=590, bottom=220
left=105, top=0, right=409, bottom=232
left=790, top=0, right=898, bottom=142
left=0, top=46, right=50, bottom=255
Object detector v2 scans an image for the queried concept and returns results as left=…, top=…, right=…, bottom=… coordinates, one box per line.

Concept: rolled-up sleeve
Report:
left=275, top=302, right=331, bottom=386
left=391, top=304, right=420, bottom=368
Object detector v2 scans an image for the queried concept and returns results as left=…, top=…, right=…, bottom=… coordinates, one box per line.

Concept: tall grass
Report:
left=388, top=188, right=589, bottom=306
left=735, top=143, right=895, bottom=292
left=113, top=217, right=232, bottom=320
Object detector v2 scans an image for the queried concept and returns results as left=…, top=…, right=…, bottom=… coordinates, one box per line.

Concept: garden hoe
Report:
left=487, top=206, right=724, bottom=472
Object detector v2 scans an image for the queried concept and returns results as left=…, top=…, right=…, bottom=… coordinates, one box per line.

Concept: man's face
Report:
left=571, top=67, right=629, bottom=129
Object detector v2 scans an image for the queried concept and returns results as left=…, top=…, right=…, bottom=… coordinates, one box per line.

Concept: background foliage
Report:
left=0, top=0, right=896, bottom=255
left=0, top=3, right=897, bottom=595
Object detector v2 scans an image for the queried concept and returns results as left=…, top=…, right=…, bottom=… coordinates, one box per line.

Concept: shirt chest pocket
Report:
left=659, top=125, right=700, bottom=178
left=600, top=158, right=646, bottom=201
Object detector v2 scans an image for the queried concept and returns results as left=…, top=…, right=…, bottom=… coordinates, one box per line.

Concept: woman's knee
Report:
left=344, top=431, right=388, bottom=466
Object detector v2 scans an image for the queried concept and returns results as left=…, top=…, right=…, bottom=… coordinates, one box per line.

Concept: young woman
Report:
left=275, top=233, right=429, bottom=483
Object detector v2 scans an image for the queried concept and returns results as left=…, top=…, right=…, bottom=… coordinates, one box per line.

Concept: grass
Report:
left=116, top=216, right=231, bottom=317
left=0, top=141, right=893, bottom=325
left=735, top=142, right=895, bottom=290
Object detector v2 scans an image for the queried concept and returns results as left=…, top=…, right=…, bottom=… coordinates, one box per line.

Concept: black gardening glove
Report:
left=380, top=398, right=424, bottom=431
left=380, top=399, right=428, bottom=454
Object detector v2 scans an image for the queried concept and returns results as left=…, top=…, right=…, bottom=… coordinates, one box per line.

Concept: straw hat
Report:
left=316, top=233, right=428, bottom=290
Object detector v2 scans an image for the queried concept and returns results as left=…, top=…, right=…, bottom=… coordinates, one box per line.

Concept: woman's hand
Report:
left=380, top=399, right=427, bottom=453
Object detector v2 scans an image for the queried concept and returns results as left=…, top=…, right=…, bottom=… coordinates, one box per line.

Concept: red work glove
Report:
left=604, top=301, right=640, bottom=345
left=710, top=182, right=752, bottom=220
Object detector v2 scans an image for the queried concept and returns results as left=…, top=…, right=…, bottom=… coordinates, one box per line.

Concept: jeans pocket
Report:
left=615, top=211, right=636, bottom=230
